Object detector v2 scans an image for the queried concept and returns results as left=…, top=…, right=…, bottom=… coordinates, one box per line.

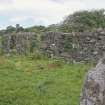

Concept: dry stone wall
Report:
left=41, top=30, right=105, bottom=63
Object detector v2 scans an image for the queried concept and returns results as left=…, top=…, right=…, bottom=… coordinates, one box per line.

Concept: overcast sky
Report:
left=0, top=0, right=105, bottom=29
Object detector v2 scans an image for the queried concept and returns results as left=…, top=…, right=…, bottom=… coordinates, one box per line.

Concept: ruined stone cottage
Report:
left=2, top=29, right=105, bottom=62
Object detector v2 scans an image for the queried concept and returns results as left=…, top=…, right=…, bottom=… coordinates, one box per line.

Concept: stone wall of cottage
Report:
left=2, top=32, right=37, bottom=55
left=41, top=30, right=105, bottom=62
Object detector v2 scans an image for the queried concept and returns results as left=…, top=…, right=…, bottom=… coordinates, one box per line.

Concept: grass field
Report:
left=0, top=56, right=93, bottom=105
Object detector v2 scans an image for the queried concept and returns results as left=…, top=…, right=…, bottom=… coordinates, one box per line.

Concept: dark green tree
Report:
left=59, top=9, right=105, bottom=32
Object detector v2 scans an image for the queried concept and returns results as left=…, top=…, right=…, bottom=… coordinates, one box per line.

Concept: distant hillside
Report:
left=0, top=25, right=46, bottom=34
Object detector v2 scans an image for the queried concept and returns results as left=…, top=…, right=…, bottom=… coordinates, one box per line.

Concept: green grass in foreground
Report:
left=0, top=56, right=94, bottom=105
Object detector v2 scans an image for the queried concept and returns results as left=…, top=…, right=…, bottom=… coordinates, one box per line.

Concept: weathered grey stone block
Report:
left=80, top=59, right=105, bottom=105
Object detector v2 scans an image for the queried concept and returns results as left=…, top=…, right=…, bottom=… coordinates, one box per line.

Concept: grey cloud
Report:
left=0, top=0, right=14, bottom=4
